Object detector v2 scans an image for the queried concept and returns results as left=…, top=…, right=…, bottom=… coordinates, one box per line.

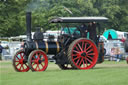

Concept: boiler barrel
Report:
left=34, top=41, right=61, bottom=54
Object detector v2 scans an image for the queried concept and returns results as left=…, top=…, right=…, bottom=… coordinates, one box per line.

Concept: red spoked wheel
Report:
left=68, top=38, right=98, bottom=70
left=12, top=49, right=29, bottom=72
left=28, top=50, right=48, bottom=72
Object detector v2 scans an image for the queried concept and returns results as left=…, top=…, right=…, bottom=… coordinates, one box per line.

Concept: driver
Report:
left=80, top=24, right=88, bottom=37
left=88, top=22, right=97, bottom=42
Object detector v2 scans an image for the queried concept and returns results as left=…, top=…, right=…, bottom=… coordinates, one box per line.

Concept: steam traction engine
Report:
left=12, top=12, right=108, bottom=72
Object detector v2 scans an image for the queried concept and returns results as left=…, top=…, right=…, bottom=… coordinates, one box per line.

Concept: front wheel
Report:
left=68, top=38, right=98, bottom=70
left=12, top=49, right=29, bottom=72
left=28, top=50, right=48, bottom=72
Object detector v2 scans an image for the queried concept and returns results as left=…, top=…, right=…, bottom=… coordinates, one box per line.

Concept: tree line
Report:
left=0, top=0, right=128, bottom=37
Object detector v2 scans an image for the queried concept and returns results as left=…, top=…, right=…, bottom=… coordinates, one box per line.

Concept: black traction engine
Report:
left=12, top=12, right=108, bottom=72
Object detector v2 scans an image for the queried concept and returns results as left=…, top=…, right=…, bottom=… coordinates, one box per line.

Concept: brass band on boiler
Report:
left=35, top=41, right=39, bottom=49
left=45, top=41, right=48, bottom=53
left=56, top=42, right=60, bottom=53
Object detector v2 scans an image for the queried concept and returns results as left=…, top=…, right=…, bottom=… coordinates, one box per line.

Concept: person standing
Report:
left=20, top=41, right=24, bottom=49
left=108, top=32, right=112, bottom=40
left=0, top=41, right=4, bottom=60
left=110, top=48, right=116, bottom=61
left=80, top=24, right=88, bottom=37
left=88, top=22, right=97, bottom=42
left=115, top=47, right=121, bottom=62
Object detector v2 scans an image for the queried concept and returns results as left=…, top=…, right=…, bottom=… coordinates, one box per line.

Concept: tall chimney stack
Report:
left=26, top=12, right=32, bottom=42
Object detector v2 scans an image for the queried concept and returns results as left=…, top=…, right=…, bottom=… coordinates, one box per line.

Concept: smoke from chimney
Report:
left=26, top=0, right=50, bottom=12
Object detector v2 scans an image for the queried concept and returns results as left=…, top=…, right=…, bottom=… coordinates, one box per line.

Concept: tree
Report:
left=0, top=0, right=128, bottom=37
left=0, top=0, right=31, bottom=37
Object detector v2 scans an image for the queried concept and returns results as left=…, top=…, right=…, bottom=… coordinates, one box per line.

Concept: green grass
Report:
left=0, top=61, right=128, bottom=85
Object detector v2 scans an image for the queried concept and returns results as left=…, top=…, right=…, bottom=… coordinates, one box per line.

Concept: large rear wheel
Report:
left=28, top=50, right=48, bottom=72
left=68, top=38, right=98, bottom=70
left=12, top=49, right=29, bottom=72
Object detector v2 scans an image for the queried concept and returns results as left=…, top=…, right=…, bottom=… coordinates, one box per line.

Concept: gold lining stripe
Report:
left=35, top=41, right=39, bottom=49
left=56, top=42, right=60, bottom=53
left=45, top=41, right=48, bottom=53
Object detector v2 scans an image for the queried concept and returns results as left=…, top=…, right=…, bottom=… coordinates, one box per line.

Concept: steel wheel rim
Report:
left=13, top=50, right=29, bottom=72
left=30, top=51, right=48, bottom=71
left=71, top=39, right=98, bottom=69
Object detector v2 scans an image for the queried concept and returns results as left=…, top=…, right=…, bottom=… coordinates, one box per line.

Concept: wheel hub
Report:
left=38, top=60, right=42, bottom=64
left=23, top=60, right=27, bottom=64
left=81, top=52, right=86, bottom=57
left=19, top=59, right=23, bottom=64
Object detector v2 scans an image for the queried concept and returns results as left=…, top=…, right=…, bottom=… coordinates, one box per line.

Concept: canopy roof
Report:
left=50, top=17, right=108, bottom=23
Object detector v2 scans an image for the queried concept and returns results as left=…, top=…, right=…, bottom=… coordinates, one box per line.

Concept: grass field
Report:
left=0, top=60, right=128, bottom=85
